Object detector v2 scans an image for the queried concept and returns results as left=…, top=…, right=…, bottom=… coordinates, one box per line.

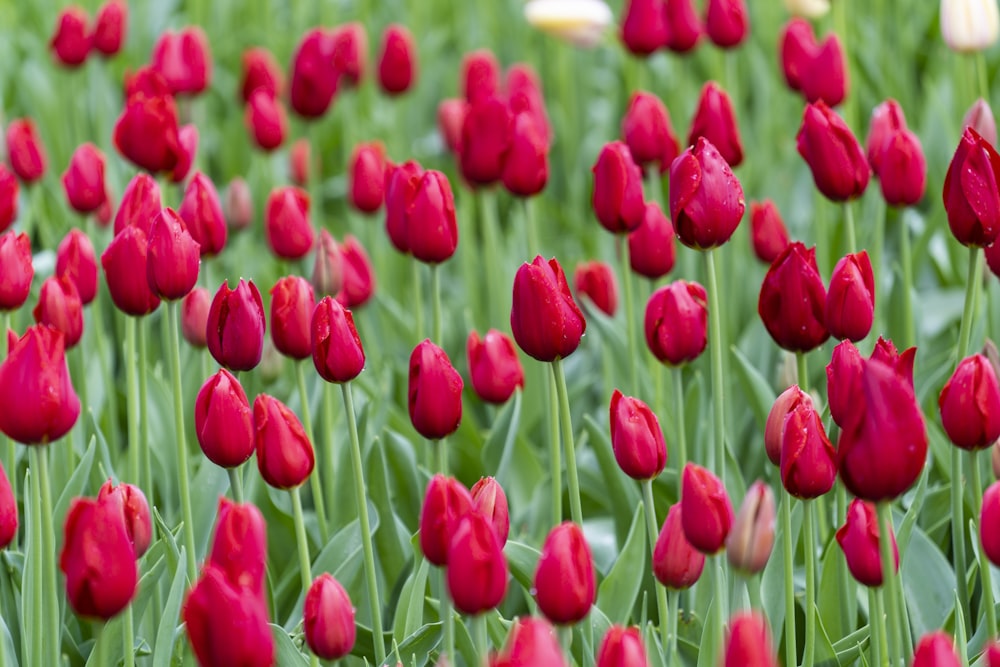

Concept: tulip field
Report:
left=5, top=0, right=1000, bottom=664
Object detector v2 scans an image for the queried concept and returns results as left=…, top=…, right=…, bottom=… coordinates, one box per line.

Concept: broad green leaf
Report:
left=818, top=533, right=857, bottom=645
left=1, top=551, right=23, bottom=666
left=902, top=522, right=955, bottom=638
left=152, top=546, right=188, bottom=667
left=402, top=558, right=431, bottom=641
left=0, top=613, right=16, bottom=667
left=369, top=435, right=410, bottom=585
left=480, top=388, right=522, bottom=490
left=762, top=497, right=803, bottom=651
left=595, top=502, right=646, bottom=625
left=730, top=345, right=777, bottom=430
left=53, top=436, right=96, bottom=553
left=271, top=624, right=310, bottom=666
left=391, top=622, right=442, bottom=667
left=505, top=541, right=541, bottom=593
left=584, top=414, right=640, bottom=549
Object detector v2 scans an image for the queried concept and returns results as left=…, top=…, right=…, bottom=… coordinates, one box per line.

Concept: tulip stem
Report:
left=836, top=484, right=854, bottom=634
left=549, top=371, right=563, bottom=526
left=412, top=259, right=425, bottom=344
left=227, top=467, right=243, bottom=503
left=436, top=437, right=449, bottom=476
left=480, top=190, right=504, bottom=330
left=871, top=587, right=887, bottom=667
left=90, top=292, right=119, bottom=458
left=33, top=446, right=60, bottom=666
left=28, top=460, right=42, bottom=667
left=322, top=384, right=338, bottom=528
left=642, top=481, right=671, bottom=656
left=971, top=452, right=998, bottom=638
left=69, top=347, right=86, bottom=468
left=296, top=361, right=330, bottom=544
left=138, top=321, right=153, bottom=498
left=290, top=487, right=320, bottom=667
left=523, top=197, right=541, bottom=257
left=898, top=210, right=916, bottom=349
left=122, top=604, right=135, bottom=667
left=167, top=301, right=198, bottom=582
left=803, top=499, right=817, bottom=667
left=95, top=621, right=108, bottom=667
left=431, top=263, right=443, bottom=345
left=876, top=502, right=903, bottom=666
left=1, top=311, right=14, bottom=516
left=977, top=52, right=990, bottom=105
left=951, top=445, right=971, bottom=642
left=710, top=555, right=726, bottom=667
left=844, top=201, right=858, bottom=254
left=621, top=237, right=639, bottom=392
left=668, top=589, right=680, bottom=666
left=672, top=368, right=687, bottom=499
left=473, top=614, right=488, bottom=666
left=957, top=246, right=983, bottom=363
left=342, top=382, right=387, bottom=664
left=705, top=248, right=726, bottom=481
left=781, top=490, right=798, bottom=667
left=796, top=352, right=808, bottom=393
left=440, top=567, right=455, bottom=667
left=125, top=316, right=140, bottom=484
left=552, top=358, right=582, bottom=526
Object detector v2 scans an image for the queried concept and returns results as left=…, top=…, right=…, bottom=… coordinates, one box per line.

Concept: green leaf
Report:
left=368, top=435, right=410, bottom=585
left=730, top=345, right=777, bottom=430
left=152, top=546, right=188, bottom=667
left=391, top=622, right=442, bottom=667
left=480, top=388, right=522, bottom=490
left=595, top=502, right=646, bottom=625
left=0, top=613, right=15, bottom=667
left=53, top=436, right=96, bottom=553
left=818, top=532, right=857, bottom=645
left=695, top=596, right=719, bottom=667
left=902, top=522, right=955, bottom=638
left=584, top=414, right=640, bottom=549
left=402, top=557, right=431, bottom=641
left=271, top=624, right=310, bottom=666
left=762, top=497, right=802, bottom=648
left=505, top=540, right=541, bottom=593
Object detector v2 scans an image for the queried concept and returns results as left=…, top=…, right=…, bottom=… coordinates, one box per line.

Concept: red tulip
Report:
left=687, top=82, right=743, bottom=167
left=461, top=50, right=500, bottom=104
left=644, top=281, right=708, bottom=365
left=764, top=385, right=805, bottom=467
left=6, top=119, right=47, bottom=183
left=0, top=164, right=18, bottom=233
left=725, top=481, right=776, bottom=575
left=912, top=632, right=960, bottom=667
left=866, top=99, right=908, bottom=175
left=265, top=186, right=314, bottom=260
left=800, top=34, right=847, bottom=107
left=101, top=227, right=161, bottom=317
left=664, top=0, right=702, bottom=52
left=62, top=143, right=108, bottom=214
left=311, top=296, right=365, bottom=383
left=574, top=261, right=618, bottom=316
left=705, top=0, right=749, bottom=48
left=146, top=208, right=200, bottom=301
left=981, top=481, right=1000, bottom=567
left=50, top=6, right=91, bottom=67
left=349, top=142, right=387, bottom=214
left=123, top=65, right=171, bottom=100
left=460, top=96, right=513, bottom=187
left=939, top=354, right=1000, bottom=450
left=826, top=250, right=875, bottom=342
left=723, top=612, right=779, bottom=667
left=245, top=89, right=287, bottom=151
left=240, top=47, right=283, bottom=103
left=447, top=511, right=509, bottom=614
left=836, top=498, right=899, bottom=586
left=254, top=394, right=315, bottom=489
left=596, top=626, right=648, bottom=667
left=290, top=28, right=337, bottom=118
left=182, top=287, right=211, bottom=348
left=592, top=141, right=647, bottom=233
left=331, top=23, right=366, bottom=88
left=491, top=618, right=568, bottom=667
left=206, top=498, right=268, bottom=603
left=511, top=256, right=586, bottom=362
left=467, top=329, right=525, bottom=404
left=377, top=24, right=417, bottom=94
left=408, top=170, right=458, bottom=264
left=55, top=229, right=98, bottom=306
left=797, top=101, right=870, bottom=201
left=680, top=463, right=734, bottom=554
left=877, top=127, right=927, bottom=207
left=534, top=522, right=595, bottom=624
left=114, top=173, right=161, bottom=236
left=179, top=172, right=227, bottom=257
left=151, top=27, right=212, bottom=95
left=92, top=0, right=126, bottom=56
left=506, top=64, right=552, bottom=144
left=758, top=242, right=829, bottom=352
left=749, top=200, right=790, bottom=264
left=502, top=112, right=549, bottom=197
left=438, top=99, right=467, bottom=154
left=336, top=235, right=375, bottom=308
left=669, top=137, right=746, bottom=249
left=408, top=340, right=463, bottom=439
left=384, top=160, right=422, bottom=254
left=419, top=474, right=474, bottom=566
left=172, top=125, right=201, bottom=185
left=944, top=127, right=1000, bottom=247
left=0, top=462, right=15, bottom=549
left=113, top=89, right=182, bottom=174
left=304, top=574, right=356, bottom=660
left=622, top=91, right=680, bottom=174
left=987, top=641, right=1000, bottom=667
left=33, top=275, right=84, bottom=348
left=628, top=202, right=676, bottom=279
left=653, top=503, right=706, bottom=589
left=780, top=19, right=818, bottom=92
left=195, top=369, right=254, bottom=469
left=780, top=391, right=837, bottom=498
left=471, top=476, right=510, bottom=546
left=868, top=336, right=916, bottom=386
left=620, top=0, right=668, bottom=55
left=0, top=231, right=33, bottom=312
left=270, top=276, right=315, bottom=360
left=609, top=389, right=667, bottom=480
left=97, top=480, right=152, bottom=558
left=965, top=98, right=998, bottom=147
left=206, top=279, right=266, bottom=372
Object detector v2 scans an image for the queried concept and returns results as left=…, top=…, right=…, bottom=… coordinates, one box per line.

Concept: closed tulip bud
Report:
left=60, top=492, right=137, bottom=619
left=183, top=565, right=274, bottom=667
left=409, top=170, right=459, bottom=264
left=669, top=137, right=746, bottom=249
left=378, top=24, right=417, bottom=94
left=311, top=296, right=365, bottom=383
left=622, top=92, right=680, bottom=174
left=726, top=482, right=776, bottom=574
left=311, top=230, right=344, bottom=299
left=826, top=251, right=875, bottom=342
left=101, top=227, right=160, bottom=317
left=207, top=279, right=265, bottom=372
left=336, top=235, right=375, bottom=308
left=471, top=476, right=510, bottom=546
left=609, top=389, right=667, bottom=480
left=62, top=143, right=108, bottom=214
left=240, top=47, right=283, bottom=103
left=438, top=99, right=467, bottom=154
left=964, top=98, right=998, bottom=147
left=781, top=393, right=837, bottom=498
left=912, top=632, right=961, bottom=667
left=0, top=231, right=33, bottom=312
left=152, top=27, right=212, bottom=95
left=780, top=19, right=818, bottom=92
left=723, top=613, right=779, bottom=667
left=869, top=335, right=917, bottom=387
left=304, top=574, right=356, bottom=659
left=113, top=90, right=182, bottom=174
left=0, top=462, right=14, bottom=549
left=628, top=202, right=675, bottom=279
left=506, top=64, right=552, bottom=144
left=409, top=340, right=463, bottom=439
left=939, top=354, right=1000, bottom=450
left=620, top=0, right=669, bottom=55
left=55, top=229, right=98, bottom=306
left=290, top=29, right=337, bottom=118
left=797, top=101, right=870, bottom=201
left=688, top=82, right=743, bottom=167
left=50, top=7, right=91, bottom=67
left=785, top=0, right=830, bottom=17
left=462, top=50, right=500, bottom=104
left=253, top=394, right=315, bottom=489
left=764, top=385, right=806, bottom=466
left=866, top=100, right=908, bottom=175
left=270, top=276, right=315, bottom=360
left=123, top=65, right=171, bottom=100
left=982, top=482, right=1000, bottom=566
left=195, top=369, right=255, bottom=468
left=592, top=141, right=646, bottom=233
left=653, top=503, right=706, bottom=589
left=245, top=89, right=286, bottom=151
left=6, top=119, right=47, bottom=183
left=706, top=0, right=749, bottom=48
left=0, top=165, right=18, bottom=232
left=596, top=626, right=648, bottom=667
left=331, top=23, right=366, bottom=88
left=502, top=112, right=550, bottom=197
left=420, top=474, right=474, bottom=566
left=838, top=358, right=928, bottom=501
left=448, top=511, right=509, bottom=614
left=98, top=480, right=152, bottom=558
left=644, top=280, right=708, bottom=365
left=179, top=173, right=227, bottom=257
left=93, top=0, right=126, bottom=56
left=384, top=160, right=422, bottom=254
left=681, top=463, right=734, bottom=554
left=988, top=642, right=1000, bottom=667
left=460, top=96, right=514, bottom=186
left=877, top=129, right=927, bottom=207
left=836, top=498, right=899, bottom=586
left=574, top=261, right=618, bottom=316
left=758, top=242, right=829, bottom=352
left=34, top=275, right=84, bottom=348
left=493, top=618, right=568, bottom=667
left=941, top=0, right=1000, bottom=52
left=207, top=498, right=268, bottom=599
left=664, top=0, right=702, bottom=52
left=944, top=127, right=1000, bottom=247
left=534, top=522, right=595, bottom=624
left=114, top=174, right=161, bottom=236
left=266, top=186, right=314, bottom=260
left=146, top=208, right=200, bottom=301
left=826, top=340, right=863, bottom=428
left=467, top=329, right=524, bottom=404
left=349, top=142, right=387, bottom=214
left=170, top=124, right=199, bottom=185
left=800, top=35, right=847, bottom=107
left=749, top=200, right=790, bottom=264
left=224, top=178, right=254, bottom=231
left=511, top=256, right=587, bottom=362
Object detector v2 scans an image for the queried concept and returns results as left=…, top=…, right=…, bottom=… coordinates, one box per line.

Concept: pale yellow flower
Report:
left=783, top=0, right=831, bottom=19
left=941, top=0, right=1000, bottom=52
left=524, top=0, right=613, bottom=48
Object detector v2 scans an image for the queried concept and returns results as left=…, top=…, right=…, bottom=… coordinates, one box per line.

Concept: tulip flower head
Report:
left=195, top=369, right=255, bottom=469
left=609, top=389, right=667, bottom=480
left=51, top=7, right=91, bottom=67
left=758, top=242, right=830, bottom=352
left=687, top=82, right=743, bottom=167
left=653, top=503, right=706, bottom=589
left=669, top=137, right=746, bottom=249
left=408, top=340, right=463, bottom=439
left=511, top=256, right=587, bottom=362
left=0, top=462, right=15, bottom=550
left=680, top=463, right=734, bottom=554
left=419, top=474, right=474, bottom=566
left=574, top=261, right=619, bottom=316
left=377, top=24, right=417, bottom=94
left=56, top=228, right=98, bottom=306
left=725, top=481, right=776, bottom=574
left=467, top=329, right=525, bottom=404
left=6, top=118, right=47, bottom=183
left=749, top=200, right=791, bottom=264
left=836, top=498, right=900, bottom=588
left=939, top=354, right=1000, bottom=450
left=644, top=280, right=708, bottom=366
left=206, top=279, right=266, bottom=372
left=534, top=522, right=596, bottom=624
left=596, top=626, right=648, bottom=667
left=941, top=0, right=1000, bottom=52
left=304, top=574, right=356, bottom=660
left=628, top=202, right=676, bottom=279
left=471, top=476, right=511, bottom=546
left=943, top=127, right=1000, bottom=247
left=826, top=251, right=875, bottom=342
left=525, top=0, right=613, bottom=48
left=448, top=511, right=509, bottom=614
left=492, top=617, right=569, bottom=667
left=311, top=296, right=366, bottom=384
left=723, top=612, right=780, bottom=667
left=797, top=101, right=870, bottom=201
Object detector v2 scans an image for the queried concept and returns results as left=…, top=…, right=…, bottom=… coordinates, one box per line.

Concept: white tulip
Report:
left=783, top=0, right=831, bottom=19
left=941, top=0, right=1000, bottom=52
left=524, top=0, right=614, bottom=48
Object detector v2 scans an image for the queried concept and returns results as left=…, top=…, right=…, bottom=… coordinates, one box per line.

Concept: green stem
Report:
left=796, top=352, right=808, bottom=393
left=621, top=237, right=639, bottom=392
left=837, top=484, right=853, bottom=634
left=705, top=249, right=726, bottom=480
left=441, top=567, right=455, bottom=667
left=29, top=460, right=42, bottom=667
left=643, top=480, right=671, bottom=656
left=844, top=201, right=858, bottom=254
left=480, top=189, right=503, bottom=329
left=168, top=302, right=198, bottom=581
left=290, top=487, right=320, bottom=667
left=710, top=555, right=726, bottom=667
left=673, top=368, right=687, bottom=499
left=1, top=312, right=14, bottom=514
left=322, top=384, right=338, bottom=530
left=971, top=451, right=998, bottom=638
left=645, top=168, right=662, bottom=207
left=668, top=590, right=680, bottom=666
left=122, top=605, right=135, bottom=667
left=227, top=467, right=244, bottom=503
left=431, top=263, right=443, bottom=345
left=957, top=247, right=983, bottom=362
left=871, top=587, right=887, bottom=667
left=412, top=258, right=425, bottom=344
left=473, top=614, right=488, bottom=666
left=876, top=502, right=902, bottom=666
left=342, top=383, right=386, bottom=664
left=977, top=52, right=990, bottom=104
left=69, top=346, right=85, bottom=469
left=139, top=320, right=152, bottom=499
left=553, top=359, right=582, bottom=526
left=95, top=621, right=108, bottom=667
left=899, top=211, right=916, bottom=349
left=781, top=490, right=798, bottom=667
left=524, top=197, right=540, bottom=258
left=747, top=573, right=764, bottom=612
left=35, top=446, right=60, bottom=666
left=952, top=445, right=970, bottom=640
left=296, top=361, right=329, bottom=544
left=803, top=499, right=816, bottom=667
left=549, top=371, right=562, bottom=526
left=436, top=437, right=449, bottom=476
left=126, top=316, right=140, bottom=484
left=90, top=292, right=118, bottom=455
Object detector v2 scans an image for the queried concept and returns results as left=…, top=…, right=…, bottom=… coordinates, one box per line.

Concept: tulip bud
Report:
left=151, top=27, right=212, bottom=95
left=384, top=160, right=422, bottom=254
left=826, top=340, right=863, bottom=429
left=146, top=208, right=200, bottom=301
left=180, top=280, right=210, bottom=345
left=534, top=522, right=595, bottom=624
left=620, top=0, right=668, bottom=55
left=725, top=482, right=775, bottom=574
left=988, top=641, right=1000, bottom=667
left=669, top=137, right=746, bottom=249
left=461, top=50, right=500, bottom=104
left=245, top=89, right=287, bottom=151
left=749, top=200, right=790, bottom=264
left=592, top=141, right=647, bottom=233
left=224, top=178, right=254, bottom=231
left=269, top=276, right=315, bottom=360
left=62, top=143, right=108, bottom=214
left=688, top=82, right=743, bottom=167
left=785, top=0, right=830, bottom=17
left=912, top=632, right=961, bottom=667
left=609, top=389, right=667, bottom=480
left=349, top=142, right=387, bottom=214
left=290, top=138, right=311, bottom=186
left=471, top=476, right=510, bottom=546
left=628, top=203, right=675, bottom=279
left=511, top=256, right=587, bottom=362
left=97, top=480, right=152, bottom=558
left=826, top=251, right=875, bottom=342
left=50, top=7, right=91, bottom=67
left=420, top=474, right=474, bottom=566
left=408, top=171, right=459, bottom=264
left=438, top=99, right=467, bottom=154
left=941, top=0, right=1000, bottom=52
left=800, top=35, right=847, bottom=107
left=502, top=112, right=550, bottom=197
left=304, top=574, right=356, bottom=660
left=780, top=393, right=837, bottom=498
left=596, top=626, right=648, bottom=667
left=114, top=174, right=161, bottom=236
left=964, top=98, right=998, bottom=147
left=664, top=0, right=702, bottom=52
left=982, top=481, right=1000, bottom=566
left=574, top=261, right=619, bottom=316
left=183, top=565, right=274, bottom=666
left=0, top=164, right=18, bottom=233
left=331, top=23, right=366, bottom=88
left=836, top=498, right=899, bottom=586
left=408, top=340, right=463, bottom=439
left=460, top=96, right=514, bottom=187
left=378, top=24, right=417, bottom=95
left=123, top=65, right=171, bottom=99
left=524, top=0, right=614, bottom=48
left=179, top=172, right=227, bottom=257
left=33, top=275, right=84, bottom=349
left=6, top=118, right=47, bottom=183
left=653, top=503, right=706, bottom=588
left=621, top=91, right=680, bottom=174
left=0, top=462, right=17, bottom=549
left=448, top=511, right=509, bottom=614
left=265, top=186, right=314, bottom=260
left=240, top=47, right=283, bottom=103
left=780, top=19, right=818, bottom=92
left=113, top=88, right=182, bottom=175
left=253, top=394, right=315, bottom=489
left=311, top=296, right=365, bottom=384
left=723, top=612, right=779, bottom=667
left=758, top=242, right=829, bottom=352
left=493, top=617, right=568, bottom=666
left=55, top=229, right=98, bottom=306
left=207, top=279, right=266, bottom=372
left=506, top=64, right=552, bottom=145
left=764, top=385, right=805, bottom=467
left=101, top=227, right=161, bottom=317
left=0, top=231, right=33, bottom=312
left=93, top=0, right=126, bottom=56
left=467, top=329, right=525, bottom=404
left=705, top=0, right=748, bottom=48
left=944, top=127, right=1000, bottom=247
left=797, top=101, right=870, bottom=201
left=169, top=123, right=199, bottom=184
left=644, top=281, right=708, bottom=366
left=681, top=463, right=734, bottom=554
left=939, top=354, right=1000, bottom=451
left=195, top=369, right=254, bottom=469
left=866, top=100, right=908, bottom=176
left=311, top=229, right=345, bottom=298
left=60, top=492, right=137, bottom=619
left=877, top=128, right=927, bottom=207
left=290, top=29, right=337, bottom=118
left=336, top=235, right=375, bottom=308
